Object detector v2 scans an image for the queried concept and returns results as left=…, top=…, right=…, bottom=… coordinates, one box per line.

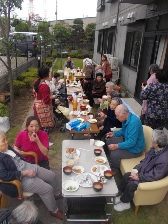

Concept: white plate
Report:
left=77, top=118, right=84, bottom=122
left=83, top=99, right=89, bottom=103
left=95, top=141, right=105, bottom=147
left=91, top=165, right=109, bottom=176
left=80, top=111, right=88, bottom=116
left=95, top=156, right=107, bottom=164
left=75, top=173, right=97, bottom=187
left=65, top=149, right=81, bottom=159
left=62, top=180, right=79, bottom=192
left=72, top=166, right=85, bottom=174
left=88, top=119, right=97, bottom=124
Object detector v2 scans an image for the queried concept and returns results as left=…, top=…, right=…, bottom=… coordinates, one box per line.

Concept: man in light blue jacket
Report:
left=106, top=104, right=145, bottom=172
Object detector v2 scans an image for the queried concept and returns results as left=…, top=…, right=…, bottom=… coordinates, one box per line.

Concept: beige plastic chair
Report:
left=120, top=125, right=153, bottom=175
left=133, top=176, right=168, bottom=214
left=0, top=151, right=38, bottom=208
left=120, top=125, right=168, bottom=214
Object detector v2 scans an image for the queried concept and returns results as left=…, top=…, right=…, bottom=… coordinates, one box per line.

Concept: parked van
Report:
left=9, top=32, right=40, bottom=57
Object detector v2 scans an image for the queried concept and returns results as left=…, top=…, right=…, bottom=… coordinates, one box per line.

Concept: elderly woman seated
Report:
left=95, top=97, right=122, bottom=140
left=88, top=73, right=106, bottom=107
left=114, top=129, right=168, bottom=212
left=96, top=82, right=119, bottom=127
left=0, top=132, right=63, bottom=220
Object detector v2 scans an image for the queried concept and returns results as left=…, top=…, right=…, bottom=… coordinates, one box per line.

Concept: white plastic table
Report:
left=62, top=140, right=118, bottom=223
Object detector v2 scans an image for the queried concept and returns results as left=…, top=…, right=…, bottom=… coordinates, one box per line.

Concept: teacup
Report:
left=131, top=169, right=138, bottom=175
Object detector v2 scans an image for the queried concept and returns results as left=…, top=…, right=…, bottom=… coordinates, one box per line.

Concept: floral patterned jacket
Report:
left=140, top=82, right=168, bottom=119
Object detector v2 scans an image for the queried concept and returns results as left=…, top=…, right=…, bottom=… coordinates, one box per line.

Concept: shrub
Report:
left=77, top=54, right=83, bottom=59
left=0, top=103, right=9, bottom=117
left=68, top=52, right=78, bottom=58
left=27, top=67, right=38, bottom=73
left=17, top=71, right=37, bottom=81
left=45, top=58, right=53, bottom=67
left=6, top=80, right=26, bottom=96
left=23, top=77, right=36, bottom=88
left=52, top=52, right=59, bottom=58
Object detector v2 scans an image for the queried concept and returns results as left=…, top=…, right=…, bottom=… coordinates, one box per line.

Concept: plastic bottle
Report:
left=72, top=94, right=78, bottom=110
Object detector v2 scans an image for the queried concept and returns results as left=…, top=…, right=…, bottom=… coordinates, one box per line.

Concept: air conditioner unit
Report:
left=110, top=57, right=118, bottom=70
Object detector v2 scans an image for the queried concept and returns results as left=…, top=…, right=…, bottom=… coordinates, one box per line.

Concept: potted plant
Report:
left=120, top=85, right=127, bottom=98
left=0, top=103, right=10, bottom=133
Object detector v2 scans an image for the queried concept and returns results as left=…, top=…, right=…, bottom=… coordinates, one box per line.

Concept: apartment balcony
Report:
left=106, top=0, right=115, bottom=3
left=97, top=0, right=105, bottom=12
left=120, top=0, right=156, bottom=4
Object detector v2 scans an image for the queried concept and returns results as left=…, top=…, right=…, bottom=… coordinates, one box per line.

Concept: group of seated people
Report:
left=0, top=61, right=168, bottom=221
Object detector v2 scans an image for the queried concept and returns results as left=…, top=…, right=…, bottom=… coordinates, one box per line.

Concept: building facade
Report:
left=93, top=0, right=168, bottom=102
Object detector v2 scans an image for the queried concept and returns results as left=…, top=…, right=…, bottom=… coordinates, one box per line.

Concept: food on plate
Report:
left=65, top=148, right=79, bottom=159
left=92, top=166, right=97, bottom=172
left=96, top=158, right=105, bottom=163
left=75, top=173, right=95, bottom=187
left=66, top=186, right=76, bottom=190
left=66, top=159, right=74, bottom=167
left=72, top=167, right=82, bottom=174
left=66, top=148, right=76, bottom=154
left=91, top=165, right=107, bottom=174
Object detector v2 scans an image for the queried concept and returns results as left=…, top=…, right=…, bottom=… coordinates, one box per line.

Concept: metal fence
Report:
left=0, top=57, right=38, bottom=91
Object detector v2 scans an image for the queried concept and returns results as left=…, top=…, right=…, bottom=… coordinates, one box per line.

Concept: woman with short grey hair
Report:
left=152, top=129, right=167, bottom=148
left=10, top=201, right=39, bottom=224
left=105, top=81, right=115, bottom=94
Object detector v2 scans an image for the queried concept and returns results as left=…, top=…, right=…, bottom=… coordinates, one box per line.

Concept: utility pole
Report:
left=55, top=0, right=57, bottom=24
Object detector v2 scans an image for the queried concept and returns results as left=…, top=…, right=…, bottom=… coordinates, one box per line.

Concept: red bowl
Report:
left=104, top=170, right=114, bottom=179
left=93, top=182, right=103, bottom=192
left=68, top=96, right=73, bottom=101
left=94, top=149, right=102, bottom=156
left=80, top=105, right=86, bottom=111
left=63, top=166, right=72, bottom=175
left=83, top=95, right=88, bottom=99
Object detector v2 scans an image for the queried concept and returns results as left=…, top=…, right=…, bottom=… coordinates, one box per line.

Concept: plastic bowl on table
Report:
left=104, top=170, right=114, bottom=179
left=94, top=149, right=102, bottom=156
left=93, top=182, right=103, bottom=192
left=63, top=166, right=72, bottom=175
left=80, top=105, right=86, bottom=111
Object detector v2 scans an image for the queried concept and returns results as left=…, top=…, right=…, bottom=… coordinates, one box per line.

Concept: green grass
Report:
left=52, top=58, right=83, bottom=76
left=6, top=125, right=22, bottom=146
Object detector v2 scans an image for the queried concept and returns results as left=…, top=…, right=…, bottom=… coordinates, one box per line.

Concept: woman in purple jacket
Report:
left=114, top=129, right=168, bottom=212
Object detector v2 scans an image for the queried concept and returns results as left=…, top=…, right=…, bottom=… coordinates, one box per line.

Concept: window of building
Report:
left=123, top=30, right=142, bottom=70
left=97, top=32, right=103, bottom=53
left=97, top=28, right=115, bottom=54
left=107, top=31, right=114, bottom=54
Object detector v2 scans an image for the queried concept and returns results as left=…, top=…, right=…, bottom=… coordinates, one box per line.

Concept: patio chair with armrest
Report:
left=0, top=151, right=38, bottom=208
left=120, top=125, right=168, bottom=214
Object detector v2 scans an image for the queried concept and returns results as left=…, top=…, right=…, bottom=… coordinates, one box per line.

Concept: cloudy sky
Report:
left=15, top=0, right=98, bottom=21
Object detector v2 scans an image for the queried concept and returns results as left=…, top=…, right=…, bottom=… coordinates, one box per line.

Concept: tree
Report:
left=0, top=0, right=24, bottom=114
left=85, top=23, right=96, bottom=43
left=28, top=14, right=43, bottom=32
left=11, top=18, right=29, bottom=32
left=38, top=21, right=54, bottom=65
left=53, top=22, right=71, bottom=47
